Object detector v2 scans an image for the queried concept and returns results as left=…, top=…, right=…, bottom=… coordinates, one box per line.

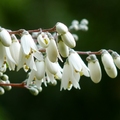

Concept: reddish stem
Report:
left=0, top=82, right=26, bottom=88
left=9, top=26, right=56, bottom=35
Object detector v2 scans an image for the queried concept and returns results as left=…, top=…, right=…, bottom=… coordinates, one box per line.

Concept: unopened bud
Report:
left=0, top=87, right=5, bottom=95
left=29, top=87, right=39, bottom=96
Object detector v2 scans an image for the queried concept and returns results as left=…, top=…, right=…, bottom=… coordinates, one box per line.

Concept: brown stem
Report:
left=0, top=82, right=26, bottom=88
left=9, top=26, right=56, bottom=35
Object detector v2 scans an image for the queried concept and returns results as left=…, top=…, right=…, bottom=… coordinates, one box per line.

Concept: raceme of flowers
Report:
left=0, top=19, right=120, bottom=95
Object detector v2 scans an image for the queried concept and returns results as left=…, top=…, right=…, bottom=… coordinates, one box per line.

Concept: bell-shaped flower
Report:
left=60, top=61, right=80, bottom=90
left=45, top=56, right=58, bottom=75
left=101, top=50, right=117, bottom=78
left=68, top=49, right=90, bottom=77
left=56, top=22, right=68, bottom=34
left=61, top=32, right=76, bottom=48
left=0, top=27, right=12, bottom=47
left=17, top=30, right=43, bottom=71
left=111, top=51, right=120, bottom=69
left=0, top=42, right=16, bottom=71
left=34, top=60, right=45, bottom=80
left=37, top=32, right=50, bottom=48
left=87, top=54, right=102, bottom=83
left=9, top=34, right=21, bottom=65
left=46, top=38, right=59, bottom=62
left=20, top=30, right=38, bottom=55
left=57, top=35, right=69, bottom=57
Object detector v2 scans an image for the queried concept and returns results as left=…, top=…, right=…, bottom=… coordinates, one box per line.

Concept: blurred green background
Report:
left=0, top=0, right=120, bottom=120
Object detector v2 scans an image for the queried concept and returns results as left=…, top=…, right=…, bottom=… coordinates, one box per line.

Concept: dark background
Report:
left=0, top=0, right=120, bottom=120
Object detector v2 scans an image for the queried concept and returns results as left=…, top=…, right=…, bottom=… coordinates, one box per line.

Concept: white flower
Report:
left=45, top=56, right=58, bottom=75
left=87, top=54, right=102, bottom=83
left=68, top=49, right=90, bottom=77
left=46, top=38, right=59, bottom=62
left=111, top=51, right=120, bottom=69
left=0, top=27, right=12, bottom=47
left=0, top=42, right=16, bottom=71
left=20, top=30, right=38, bottom=55
left=9, top=34, right=21, bottom=65
left=56, top=22, right=68, bottom=34
left=34, top=60, right=45, bottom=80
left=60, top=61, right=80, bottom=90
left=17, top=30, right=43, bottom=71
left=61, top=32, right=76, bottom=48
left=57, top=36, right=69, bottom=57
left=37, top=32, right=50, bottom=48
left=101, top=50, right=117, bottom=78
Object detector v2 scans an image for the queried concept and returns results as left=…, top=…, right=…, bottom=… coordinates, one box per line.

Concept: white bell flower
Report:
left=20, top=30, right=38, bottom=55
left=17, top=30, right=43, bottom=71
left=57, top=36, right=69, bottom=57
left=46, top=38, right=59, bottom=62
left=45, top=56, right=58, bottom=75
left=34, top=60, right=45, bottom=80
left=60, top=61, right=80, bottom=91
left=68, top=49, right=90, bottom=77
left=87, top=54, right=102, bottom=83
left=61, top=32, right=76, bottom=48
left=46, top=68, right=57, bottom=85
left=0, top=42, right=16, bottom=71
left=101, top=50, right=117, bottom=78
left=9, top=34, right=21, bottom=65
left=0, top=27, right=12, bottom=47
left=56, top=22, right=68, bottom=34
left=37, top=32, right=50, bottom=48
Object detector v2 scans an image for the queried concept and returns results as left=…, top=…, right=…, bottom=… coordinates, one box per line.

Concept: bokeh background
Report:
left=0, top=0, right=120, bottom=120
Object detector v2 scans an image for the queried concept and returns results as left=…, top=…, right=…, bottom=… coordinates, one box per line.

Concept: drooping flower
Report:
left=101, top=50, right=117, bottom=78
left=87, top=54, right=102, bottom=83
left=68, top=49, right=90, bottom=77
left=17, top=30, right=43, bottom=71
left=9, top=34, right=21, bottom=65
left=60, top=61, right=80, bottom=90
left=37, top=32, right=50, bottom=48
left=0, top=42, right=16, bottom=71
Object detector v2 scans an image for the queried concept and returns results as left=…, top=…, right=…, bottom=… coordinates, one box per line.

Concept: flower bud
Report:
left=46, top=39, right=58, bottom=62
left=111, top=51, right=120, bottom=69
left=80, top=19, right=89, bottom=25
left=0, top=87, right=5, bottom=95
left=87, top=54, right=102, bottom=83
left=56, top=22, right=68, bottom=34
left=101, top=50, right=117, bottom=78
left=0, top=27, right=12, bottom=47
left=61, top=32, right=76, bottom=48
left=57, top=36, right=69, bottom=57
left=1, top=74, right=9, bottom=81
left=29, top=87, right=39, bottom=96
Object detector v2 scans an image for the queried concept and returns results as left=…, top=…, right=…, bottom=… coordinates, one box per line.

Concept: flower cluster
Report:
left=0, top=19, right=120, bottom=95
